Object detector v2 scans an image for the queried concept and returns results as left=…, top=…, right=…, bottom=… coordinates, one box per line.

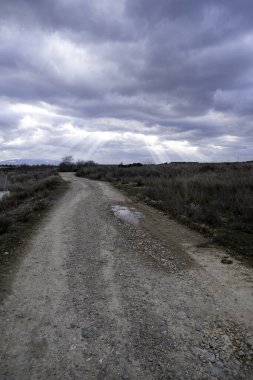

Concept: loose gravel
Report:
left=0, top=173, right=252, bottom=379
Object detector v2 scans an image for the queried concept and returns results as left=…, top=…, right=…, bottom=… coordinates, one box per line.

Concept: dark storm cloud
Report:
left=0, top=0, right=135, bottom=42
left=0, top=0, right=253, bottom=162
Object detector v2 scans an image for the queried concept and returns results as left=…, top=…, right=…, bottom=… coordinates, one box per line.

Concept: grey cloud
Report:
left=1, top=0, right=134, bottom=42
left=0, top=0, right=253, bottom=162
left=213, top=89, right=253, bottom=115
left=0, top=111, right=18, bottom=130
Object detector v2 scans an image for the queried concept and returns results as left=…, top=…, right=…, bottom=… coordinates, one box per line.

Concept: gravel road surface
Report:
left=0, top=173, right=253, bottom=379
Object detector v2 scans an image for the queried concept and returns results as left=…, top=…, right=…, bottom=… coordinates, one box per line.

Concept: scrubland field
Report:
left=77, top=162, right=253, bottom=260
left=0, top=166, right=65, bottom=279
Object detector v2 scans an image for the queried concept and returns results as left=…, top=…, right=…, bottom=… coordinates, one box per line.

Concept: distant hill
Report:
left=0, top=159, right=59, bottom=166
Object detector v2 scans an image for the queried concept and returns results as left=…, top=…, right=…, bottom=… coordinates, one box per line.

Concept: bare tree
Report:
left=59, top=156, right=74, bottom=171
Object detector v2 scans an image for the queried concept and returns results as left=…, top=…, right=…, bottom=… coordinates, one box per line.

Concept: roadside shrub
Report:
left=0, top=168, right=62, bottom=235
left=0, top=215, right=11, bottom=233
left=77, top=162, right=253, bottom=257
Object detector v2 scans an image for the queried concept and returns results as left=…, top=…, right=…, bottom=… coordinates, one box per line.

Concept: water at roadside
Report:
left=0, top=191, right=10, bottom=201
left=112, top=205, right=143, bottom=225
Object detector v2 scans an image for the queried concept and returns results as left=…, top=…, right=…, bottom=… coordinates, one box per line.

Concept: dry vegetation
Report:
left=0, top=167, right=63, bottom=234
left=0, top=166, right=65, bottom=280
left=77, top=162, right=253, bottom=259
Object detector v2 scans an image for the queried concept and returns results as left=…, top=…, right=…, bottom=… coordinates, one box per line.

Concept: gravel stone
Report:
left=0, top=173, right=252, bottom=379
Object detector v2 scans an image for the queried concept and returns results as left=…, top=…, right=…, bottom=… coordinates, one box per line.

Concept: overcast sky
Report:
left=0, top=0, right=253, bottom=163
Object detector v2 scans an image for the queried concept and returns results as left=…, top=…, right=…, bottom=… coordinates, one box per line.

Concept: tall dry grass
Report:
left=77, top=162, right=253, bottom=258
left=0, top=167, right=62, bottom=234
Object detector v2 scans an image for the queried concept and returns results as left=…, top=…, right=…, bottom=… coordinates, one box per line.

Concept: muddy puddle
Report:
left=112, top=205, right=143, bottom=225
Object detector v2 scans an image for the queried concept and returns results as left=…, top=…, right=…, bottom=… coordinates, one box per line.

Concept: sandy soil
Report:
left=0, top=173, right=252, bottom=380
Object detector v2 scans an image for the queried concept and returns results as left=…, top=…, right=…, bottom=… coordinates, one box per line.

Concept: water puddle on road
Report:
left=112, top=205, right=143, bottom=225
left=0, top=191, right=10, bottom=201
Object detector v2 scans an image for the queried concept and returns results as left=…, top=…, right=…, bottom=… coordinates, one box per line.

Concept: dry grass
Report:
left=0, top=166, right=67, bottom=300
left=77, top=162, right=253, bottom=259
left=0, top=167, right=63, bottom=234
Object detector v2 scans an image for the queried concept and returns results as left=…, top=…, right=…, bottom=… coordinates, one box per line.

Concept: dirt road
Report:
left=0, top=173, right=253, bottom=379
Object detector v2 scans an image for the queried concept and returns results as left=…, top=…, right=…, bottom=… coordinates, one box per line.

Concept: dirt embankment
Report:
left=0, top=173, right=252, bottom=379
